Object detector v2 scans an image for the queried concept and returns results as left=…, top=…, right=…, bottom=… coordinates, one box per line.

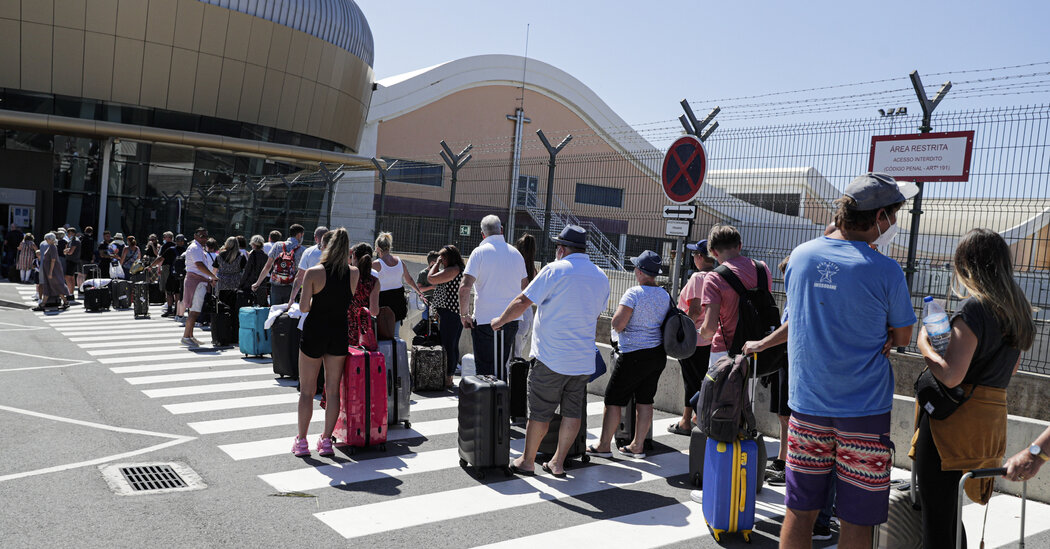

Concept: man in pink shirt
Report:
left=668, top=239, right=715, bottom=435
left=698, top=225, right=772, bottom=365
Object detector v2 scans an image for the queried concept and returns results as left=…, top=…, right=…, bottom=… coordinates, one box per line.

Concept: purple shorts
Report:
left=785, top=411, right=894, bottom=526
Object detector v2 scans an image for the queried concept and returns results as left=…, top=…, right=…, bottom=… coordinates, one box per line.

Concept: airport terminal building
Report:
left=0, top=0, right=374, bottom=239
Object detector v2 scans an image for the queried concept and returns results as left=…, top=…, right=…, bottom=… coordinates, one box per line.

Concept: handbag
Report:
left=914, top=367, right=976, bottom=420
left=358, top=309, right=378, bottom=351
left=109, top=261, right=125, bottom=280
left=590, top=348, right=607, bottom=382
left=376, top=306, right=397, bottom=340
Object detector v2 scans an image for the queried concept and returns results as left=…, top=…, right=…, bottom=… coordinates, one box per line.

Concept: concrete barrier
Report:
left=590, top=343, right=1050, bottom=504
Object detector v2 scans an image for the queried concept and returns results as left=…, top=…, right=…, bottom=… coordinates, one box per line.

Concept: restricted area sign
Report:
left=661, top=135, right=707, bottom=204
left=868, top=131, right=975, bottom=182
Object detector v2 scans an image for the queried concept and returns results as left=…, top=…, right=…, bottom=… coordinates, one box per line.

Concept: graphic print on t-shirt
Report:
left=815, top=262, right=840, bottom=290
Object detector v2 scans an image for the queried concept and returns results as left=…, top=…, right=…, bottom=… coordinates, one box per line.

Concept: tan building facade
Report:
left=0, top=0, right=375, bottom=241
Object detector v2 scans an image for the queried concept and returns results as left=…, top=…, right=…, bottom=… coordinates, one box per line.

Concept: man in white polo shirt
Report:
left=181, top=227, right=217, bottom=347
left=459, top=215, right=528, bottom=376
left=491, top=225, right=609, bottom=477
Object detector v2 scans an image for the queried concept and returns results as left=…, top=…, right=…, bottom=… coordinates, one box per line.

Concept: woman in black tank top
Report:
left=293, top=229, right=359, bottom=458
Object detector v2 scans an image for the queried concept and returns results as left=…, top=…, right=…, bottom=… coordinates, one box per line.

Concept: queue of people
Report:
left=3, top=173, right=1044, bottom=547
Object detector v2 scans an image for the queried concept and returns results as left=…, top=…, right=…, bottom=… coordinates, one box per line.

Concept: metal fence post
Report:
left=439, top=141, right=472, bottom=245
left=537, top=130, right=572, bottom=264
left=672, top=100, right=719, bottom=299
left=371, top=158, right=396, bottom=236
left=903, top=70, right=952, bottom=291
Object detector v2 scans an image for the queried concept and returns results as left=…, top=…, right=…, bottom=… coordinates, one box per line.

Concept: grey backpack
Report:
left=697, top=354, right=757, bottom=442
left=662, top=292, right=698, bottom=359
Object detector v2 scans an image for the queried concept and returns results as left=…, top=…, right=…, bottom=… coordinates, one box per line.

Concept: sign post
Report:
left=661, top=131, right=709, bottom=298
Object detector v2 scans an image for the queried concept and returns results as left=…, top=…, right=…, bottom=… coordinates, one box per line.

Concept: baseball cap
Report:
left=685, top=239, right=708, bottom=255
left=843, top=173, right=919, bottom=210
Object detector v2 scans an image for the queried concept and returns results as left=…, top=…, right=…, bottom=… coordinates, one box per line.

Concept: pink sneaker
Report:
left=292, top=436, right=309, bottom=457
left=316, top=436, right=335, bottom=457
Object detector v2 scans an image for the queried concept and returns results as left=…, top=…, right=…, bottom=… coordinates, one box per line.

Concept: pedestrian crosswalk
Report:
left=21, top=298, right=1045, bottom=548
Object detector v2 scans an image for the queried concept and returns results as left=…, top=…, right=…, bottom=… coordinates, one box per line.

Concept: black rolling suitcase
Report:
left=615, top=397, right=654, bottom=452
left=538, top=412, right=590, bottom=467
left=458, top=375, right=511, bottom=478
left=83, top=266, right=110, bottom=312
left=133, top=281, right=150, bottom=318
left=271, top=312, right=300, bottom=379
left=110, top=279, right=131, bottom=310
left=211, top=292, right=237, bottom=347
left=148, top=281, right=164, bottom=304
left=494, top=330, right=528, bottom=421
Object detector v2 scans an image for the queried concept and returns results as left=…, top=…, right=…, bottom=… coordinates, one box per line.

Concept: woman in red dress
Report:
left=347, top=242, right=381, bottom=346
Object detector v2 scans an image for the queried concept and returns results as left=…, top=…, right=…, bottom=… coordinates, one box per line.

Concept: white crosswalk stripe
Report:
left=315, top=452, right=687, bottom=540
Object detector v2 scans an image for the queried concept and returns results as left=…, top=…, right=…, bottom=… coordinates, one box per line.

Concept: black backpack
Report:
left=697, top=353, right=757, bottom=442
left=713, top=261, right=786, bottom=377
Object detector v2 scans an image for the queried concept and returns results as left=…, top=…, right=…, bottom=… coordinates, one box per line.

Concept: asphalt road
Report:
left=0, top=280, right=1045, bottom=549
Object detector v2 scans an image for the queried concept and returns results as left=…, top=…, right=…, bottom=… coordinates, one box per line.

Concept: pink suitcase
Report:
left=335, top=347, right=389, bottom=452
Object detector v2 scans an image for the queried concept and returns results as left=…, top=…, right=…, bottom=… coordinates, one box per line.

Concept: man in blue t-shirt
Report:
left=777, top=173, right=917, bottom=547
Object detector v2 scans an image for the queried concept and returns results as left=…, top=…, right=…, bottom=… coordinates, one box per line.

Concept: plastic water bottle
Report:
left=922, top=296, right=951, bottom=355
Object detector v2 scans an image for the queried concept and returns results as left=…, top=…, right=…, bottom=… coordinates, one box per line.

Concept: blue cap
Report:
left=685, top=239, right=708, bottom=255
left=630, top=250, right=663, bottom=276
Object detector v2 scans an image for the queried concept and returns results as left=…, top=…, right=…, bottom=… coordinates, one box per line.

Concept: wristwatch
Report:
left=1031, top=444, right=1049, bottom=462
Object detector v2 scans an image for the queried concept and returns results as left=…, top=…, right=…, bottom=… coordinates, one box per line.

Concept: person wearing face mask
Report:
left=775, top=172, right=918, bottom=549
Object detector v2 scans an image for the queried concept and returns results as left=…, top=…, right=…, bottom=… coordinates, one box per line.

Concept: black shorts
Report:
left=677, top=345, right=711, bottom=407
left=603, top=345, right=667, bottom=406
left=768, top=364, right=792, bottom=417
left=300, top=317, right=349, bottom=359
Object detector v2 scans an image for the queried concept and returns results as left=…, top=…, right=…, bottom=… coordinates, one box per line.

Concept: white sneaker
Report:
left=689, top=490, right=702, bottom=504
left=180, top=337, right=199, bottom=348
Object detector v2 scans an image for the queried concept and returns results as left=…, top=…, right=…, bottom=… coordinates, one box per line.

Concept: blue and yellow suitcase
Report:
left=702, top=437, right=758, bottom=542
left=238, top=306, right=271, bottom=357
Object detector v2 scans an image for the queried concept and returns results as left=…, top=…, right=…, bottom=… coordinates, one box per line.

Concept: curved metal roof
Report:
left=198, top=0, right=374, bottom=67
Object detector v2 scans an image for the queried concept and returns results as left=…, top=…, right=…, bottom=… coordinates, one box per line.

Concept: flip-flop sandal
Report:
left=541, top=462, right=567, bottom=478
left=509, top=464, right=535, bottom=477
left=618, top=446, right=646, bottom=459
left=585, top=445, right=612, bottom=458
left=667, top=422, right=691, bottom=436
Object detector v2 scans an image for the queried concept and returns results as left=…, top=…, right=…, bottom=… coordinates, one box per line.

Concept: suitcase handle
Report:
left=957, top=468, right=1026, bottom=549
left=739, top=468, right=747, bottom=512
left=496, top=392, right=504, bottom=445
left=965, top=467, right=1007, bottom=479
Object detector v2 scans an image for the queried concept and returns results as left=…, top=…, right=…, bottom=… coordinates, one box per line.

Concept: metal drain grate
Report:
left=119, top=465, right=187, bottom=491
left=100, top=462, right=206, bottom=496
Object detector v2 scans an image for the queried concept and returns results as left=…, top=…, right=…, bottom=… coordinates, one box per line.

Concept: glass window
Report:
left=516, top=175, right=538, bottom=207
left=384, top=158, right=444, bottom=187
left=574, top=183, right=623, bottom=208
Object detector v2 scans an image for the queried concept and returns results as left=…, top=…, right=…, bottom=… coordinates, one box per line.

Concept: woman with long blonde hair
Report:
left=293, top=228, right=359, bottom=457
left=913, top=228, right=1035, bottom=547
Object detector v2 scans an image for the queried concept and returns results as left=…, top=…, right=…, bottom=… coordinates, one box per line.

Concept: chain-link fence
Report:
left=373, top=104, right=1050, bottom=373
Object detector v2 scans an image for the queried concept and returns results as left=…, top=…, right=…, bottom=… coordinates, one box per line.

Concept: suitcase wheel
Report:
left=503, top=467, right=512, bottom=477
left=378, top=443, right=387, bottom=452
left=692, top=472, right=701, bottom=487
left=459, top=458, right=467, bottom=467
left=581, top=455, right=590, bottom=464
left=475, top=469, right=485, bottom=480
left=742, top=531, right=751, bottom=543
left=403, top=420, right=411, bottom=429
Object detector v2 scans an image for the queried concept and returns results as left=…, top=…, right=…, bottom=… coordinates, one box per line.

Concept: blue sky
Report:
left=358, top=0, right=1050, bottom=139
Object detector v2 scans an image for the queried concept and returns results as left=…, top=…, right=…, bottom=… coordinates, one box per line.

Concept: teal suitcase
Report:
left=238, top=306, right=271, bottom=357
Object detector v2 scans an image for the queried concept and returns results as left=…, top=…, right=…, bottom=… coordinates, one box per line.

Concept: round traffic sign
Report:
left=661, top=135, right=707, bottom=204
